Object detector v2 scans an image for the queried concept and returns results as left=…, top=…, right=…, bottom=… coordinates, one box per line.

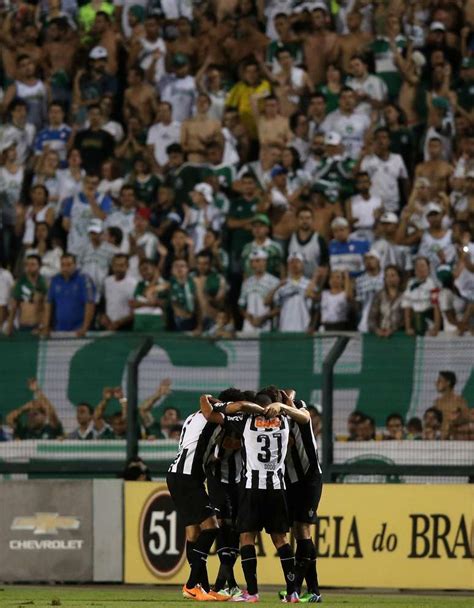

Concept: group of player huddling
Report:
left=167, top=386, right=322, bottom=604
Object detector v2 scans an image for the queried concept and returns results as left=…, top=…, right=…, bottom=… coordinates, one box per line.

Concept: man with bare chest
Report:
left=415, top=136, right=453, bottom=194
left=303, top=6, right=341, bottom=87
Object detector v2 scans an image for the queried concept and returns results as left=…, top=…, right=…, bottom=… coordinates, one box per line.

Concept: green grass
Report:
left=0, top=587, right=472, bottom=608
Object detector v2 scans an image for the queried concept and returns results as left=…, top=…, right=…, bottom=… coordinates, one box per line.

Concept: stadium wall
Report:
left=1, top=334, right=473, bottom=435
left=1, top=480, right=471, bottom=588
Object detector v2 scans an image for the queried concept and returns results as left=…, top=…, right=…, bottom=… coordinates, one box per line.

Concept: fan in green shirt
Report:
left=164, top=144, right=206, bottom=206
left=226, top=174, right=261, bottom=271
left=131, top=259, right=169, bottom=332
left=241, top=214, right=283, bottom=277
left=6, top=255, right=48, bottom=335
left=6, top=378, right=63, bottom=440
left=130, top=157, right=162, bottom=206
left=169, top=259, right=198, bottom=331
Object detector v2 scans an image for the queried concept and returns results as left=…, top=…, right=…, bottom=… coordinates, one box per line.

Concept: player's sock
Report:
left=304, top=541, right=320, bottom=595
left=214, top=526, right=229, bottom=590
left=240, top=544, right=258, bottom=595
left=277, top=543, right=296, bottom=595
left=294, top=538, right=313, bottom=593
left=186, top=528, right=218, bottom=591
left=227, top=528, right=240, bottom=588
left=186, top=540, right=196, bottom=567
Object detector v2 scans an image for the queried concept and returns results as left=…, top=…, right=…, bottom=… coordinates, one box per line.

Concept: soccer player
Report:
left=201, top=389, right=310, bottom=603
left=206, top=388, right=248, bottom=599
left=280, top=391, right=323, bottom=603
left=167, top=393, right=264, bottom=601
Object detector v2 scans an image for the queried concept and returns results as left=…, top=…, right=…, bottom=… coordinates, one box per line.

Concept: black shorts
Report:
left=167, top=472, right=217, bottom=527
left=206, top=473, right=240, bottom=523
left=286, top=473, right=323, bottom=525
left=237, top=488, right=289, bottom=534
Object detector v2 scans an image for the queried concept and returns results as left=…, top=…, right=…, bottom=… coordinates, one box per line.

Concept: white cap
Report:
left=287, top=251, right=304, bottom=262
left=250, top=248, right=268, bottom=261
left=331, top=217, right=349, bottom=230
left=312, top=2, right=329, bottom=13
left=364, top=248, right=381, bottom=261
left=430, top=21, right=446, bottom=32
left=89, top=46, right=108, bottom=60
left=88, top=219, right=104, bottom=234
left=0, top=137, right=16, bottom=153
left=425, top=202, right=443, bottom=215
left=380, top=211, right=398, bottom=224
left=324, top=131, right=342, bottom=146
left=193, top=182, right=213, bottom=204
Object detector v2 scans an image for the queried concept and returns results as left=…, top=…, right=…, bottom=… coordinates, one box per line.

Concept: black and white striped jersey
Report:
left=168, top=407, right=225, bottom=480
left=210, top=430, right=242, bottom=485
left=285, top=400, right=321, bottom=484
left=225, top=413, right=289, bottom=490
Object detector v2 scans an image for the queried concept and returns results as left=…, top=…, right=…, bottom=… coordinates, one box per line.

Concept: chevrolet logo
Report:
left=11, top=513, right=80, bottom=535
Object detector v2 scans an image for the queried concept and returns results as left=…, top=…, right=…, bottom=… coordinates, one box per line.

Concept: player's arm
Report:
left=265, top=400, right=310, bottom=424
left=226, top=401, right=266, bottom=415
left=200, top=395, right=265, bottom=424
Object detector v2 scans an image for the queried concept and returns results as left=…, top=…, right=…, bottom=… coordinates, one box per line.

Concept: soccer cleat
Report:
left=182, top=584, right=217, bottom=601
left=229, top=587, right=243, bottom=599
left=278, top=590, right=287, bottom=600
left=281, top=592, right=300, bottom=603
left=209, top=590, right=231, bottom=601
left=299, top=592, right=322, bottom=603
left=231, top=591, right=259, bottom=602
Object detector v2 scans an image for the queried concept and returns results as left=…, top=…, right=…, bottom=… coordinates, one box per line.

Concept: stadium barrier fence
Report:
left=0, top=333, right=472, bottom=481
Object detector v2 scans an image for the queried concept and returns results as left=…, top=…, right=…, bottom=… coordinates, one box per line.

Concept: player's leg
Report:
left=267, top=490, right=298, bottom=602
left=237, top=531, right=259, bottom=601
left=187, top=514, right=220, bottom=595
left=233, top=490, right=261, bottom=602
left=293, top=521, right=320, bottom=601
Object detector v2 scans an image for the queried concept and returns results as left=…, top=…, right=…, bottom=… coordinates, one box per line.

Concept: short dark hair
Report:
left=424, top=407, right=443, bottom=424
left=196, top=250, right=213, bottom=262
left=218, top=387, right=245, bottom=402
left=162, top=406, right=180, bottom=418
left=26, top=254, right=42, bottom=265
left=166, top=143, right=183, bottom=155
left=407, top=417, right=422, bottom=433
left=139, top=257, right=157, bottom=267
left=258, top=385, right=281, bottom=403
left=374, top=126, right=390, bottom=137
left=386, top=412, right=404, bottom=426
left=61, top=253, right=76, bottom=263
left=240, top=172, right=256, bottom=181
left=112, top=253, right=129, bottom=264
left=106, top=226, right=123, bottom=246
left=297, top=205, right=313, bottom=216
left=9, top=98, right=28, bottom=113
left=120, top=184, right=135, bottom=195
left=355, top=171, right=370, bottom=180
left=77, top=402, right=93, bottom=414
left=439, top=370, right=457, bottom=387
left=242, top=390, right=256, bottom=401
left=17, top=54, right=31, bottom=64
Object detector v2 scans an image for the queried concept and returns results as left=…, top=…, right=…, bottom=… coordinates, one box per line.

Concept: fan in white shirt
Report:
left=101, top=254, right=137, bottom=330
left=345, top=55, right=387, bottom=118
left=346, top=171, right=382, bottom=242
left=146, top=101, right=181, bottom=169
left=360, top=127, right=409, bottom=212
left=321, top=87, right=371, bottom=159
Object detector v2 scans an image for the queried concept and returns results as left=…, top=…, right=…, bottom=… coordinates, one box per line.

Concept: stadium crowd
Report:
left=0, top=0, right=473, bottom=337
left=1, top=370, right=472, bottom=441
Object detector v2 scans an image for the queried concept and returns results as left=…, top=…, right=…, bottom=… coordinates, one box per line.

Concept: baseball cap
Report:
left=312, top=1, right=329, bottom=13
left=172, top=52, right=189, bottom=67
left=324, top=131, right=342, bottom=146
left=0, top=137, right=16, bottom=153
left=380, top=211, right=398, bottom=224
left=425, top=202, right=443, bottom=215
left=193, top=182, right=213, bottom=204
left=287, top=251, right=304, bottom=262
left=430, top=21, right=446, bottom=32
left=250, top=248, right=268, bottom=261
left=88, top=219, right=103, bottom=234
left=251, top=213, right=271, bottom=227
left=270, top=165, right=288, bottom=178
left=331, top=217, right=349, bottom=230
left=89, top=46, right=108, bottom=60
left=364, top=248, right=381, bottom=261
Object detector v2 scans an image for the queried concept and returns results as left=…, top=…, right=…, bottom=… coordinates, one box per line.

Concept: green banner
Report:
left=0, top=335, right=473, bottom=435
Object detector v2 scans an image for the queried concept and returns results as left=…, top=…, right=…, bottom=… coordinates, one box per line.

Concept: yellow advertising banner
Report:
left=124, top=483, right=474, bottom=590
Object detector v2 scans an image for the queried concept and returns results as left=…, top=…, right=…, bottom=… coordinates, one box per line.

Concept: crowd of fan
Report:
left=1, top=371, right=471, bottom=441
left=0, top=1, right=473, bottom=337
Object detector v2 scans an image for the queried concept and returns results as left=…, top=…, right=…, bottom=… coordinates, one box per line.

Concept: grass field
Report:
left=0, top=587, right=472, bottom=608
